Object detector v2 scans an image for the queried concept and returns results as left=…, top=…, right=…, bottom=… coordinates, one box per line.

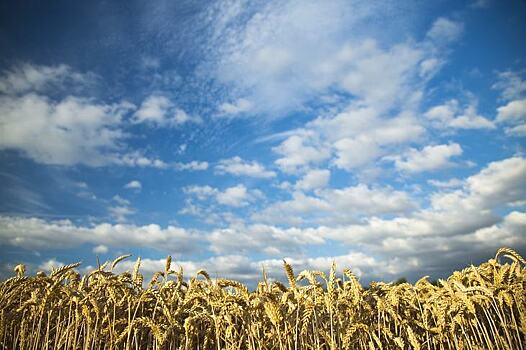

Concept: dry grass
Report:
left=1, top=247, right=525, bottom=349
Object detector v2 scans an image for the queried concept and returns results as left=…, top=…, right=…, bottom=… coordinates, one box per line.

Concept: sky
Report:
left=0, top=0, right=525, bottom=285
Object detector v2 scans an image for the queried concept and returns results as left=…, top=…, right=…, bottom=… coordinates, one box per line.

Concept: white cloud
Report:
left=215, top=156, right=276, bottom=178
left=109, top=206, right=525, bottom=284
left=0, top=94, right=134, bottom=166
left=450, top=105, right=495, bottom=129
left=465, top=156, right=526, bottom=207
left=426, top=17, right=464, bottom=44
left=332, top=137, right=379, bottom=170
left=93, top=244, right=109, bottom=254
left=216, top=184, right=253, bottom=207
left=492, top=70, right=526, bottom=101
left=218, top=98, right=253, bottom=116
left=5, top=157, right=524, bottom=284
left=504, top=124, right=526, bottom=136
left=294, top=169, right=330, bottom=191
left=116, top=152, right=168, bottom=168
left=493, top=72, right=525, bottom=136
left=427, top=178, right=463, bottom=189
left=133, top=95, right=171, bottom=124
left=0, top=63, right=94, bottom=95
left=109, top=195, right=135, bottom=222
left=319, top=185, right=415, bottom=217
left=0, top=63, right=177, bottom=168
left=184, top=184, right=261, bottom=208
left=0, top=216, right=201, bottom=253
left=496, top=98, right=526, bottom=123
left=38, top=258, right=65, bottom=273
left=174, top=161, right=209, bottom=171
left=133, top=94, right=201, bottom=127
left=207, top=4, right=466, bottom=177
left=318, top=156, right=526, bottom=245
left=173, top=108, right=201, bottom=124
left=271, top=105, right=425, bottom=174
left=273, top=132, right=331, bottom=174
left=124, top=180, right=142, bottom=190
left=208, top=223, right=325, bottom=256
left=208, top=1, right=445, bottom=115
left=391, top=143, right=463, bottom=173
left=183, top=185, right=218, bottom=200
left=110, top=195, right=135, bottom=221
left=254, top=184, right=415, bottom=225
left=331, top=40, right=426, bottom=111
left=425, top=99, right=495, bottom=129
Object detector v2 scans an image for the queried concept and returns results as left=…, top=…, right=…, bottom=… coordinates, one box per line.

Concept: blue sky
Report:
left=0, top=0, right=525, bottom=284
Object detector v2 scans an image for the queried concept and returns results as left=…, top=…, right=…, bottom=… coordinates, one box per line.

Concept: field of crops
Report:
left=1, top=247, right=525, bottom=350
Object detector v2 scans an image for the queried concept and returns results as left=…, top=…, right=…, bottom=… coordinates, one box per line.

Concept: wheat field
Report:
left=0, top=247, right=524, bottom=350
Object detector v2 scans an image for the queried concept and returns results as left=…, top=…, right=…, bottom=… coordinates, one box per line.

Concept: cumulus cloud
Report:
left=208, top=223, right=325, bottom=256
left=133, top=95, right=171, bottom=123
left=318, top=157, right=526, bottom=244
left=465, top=156, right=526, bottom=207
left=5, top=157, right=524, bottom=284
left=215, top=156, right=276, bottom=178
left=273, top=132, right=331, bottom=174
left=0, top=94, right=134, bottom=166
left=272, top=105, right=425, bottom=174
left=319, top=185, right=416, bottom=217
left=184, top=184, right=262, bottom=208
left=492, top=71, right=526, bottom=136
left=93, top=244, right=109, bottom=254
left=124, top=180, right=142, bottom=190
left=183, top=185, right=218, bottom=200
left=496, top=99, right=526, bottom=124
left=174, top=161, right=209, bottom=171
left=0, top=215, right=201, bottom=253
left=294, top=169, right=330, bottom=191
left=390, top=143, right=463, bottom=173
left=116, top=152, right=168, bottom=168
left=216, top=184, right=255, bottom=207
left=133, top=94, right=201, bottom=127
left=504, top=124, right=526, bottom=136
left=259, top=159, right=525, bottom=269
left=38, top=258, right=65, bottom=273
left=256, top=157, right=524, bottom=280
left=0, top=63, right=178, bottom=168
left=254, top=184, right=415, bottom=225
left=425, top=99, right=495, bottom=130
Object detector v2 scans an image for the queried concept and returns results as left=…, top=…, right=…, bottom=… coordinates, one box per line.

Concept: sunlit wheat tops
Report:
left=1, top=247, right=525, bottom=349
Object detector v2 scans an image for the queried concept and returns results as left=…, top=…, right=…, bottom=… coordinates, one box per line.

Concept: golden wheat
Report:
left=0, top=247, right=524, bottom=349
